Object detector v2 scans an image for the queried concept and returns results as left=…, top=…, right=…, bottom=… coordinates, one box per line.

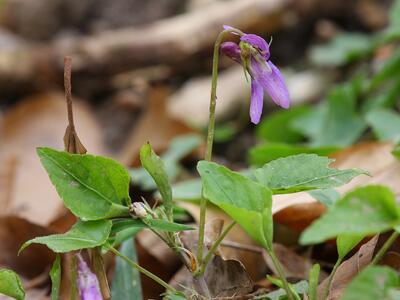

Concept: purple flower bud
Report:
left=220, top=42, right=241, bottom=63
left=220, top=25, right=290, bottom=124
left=76, top=254, right=102, bottom=300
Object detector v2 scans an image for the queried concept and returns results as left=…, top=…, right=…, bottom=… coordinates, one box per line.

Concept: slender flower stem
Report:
left=200, top=221, right=236, bottom=274
left=90, top=247, right=111, bottom=299
left=371, top=231, right=399, bottom=265
left=322, top=258, right=341, bottom=300
left=196, top=29, right=230, bottom=273
left=107, top=245, right=177, bottom=293
left=268, top=249, right=295, bottom=300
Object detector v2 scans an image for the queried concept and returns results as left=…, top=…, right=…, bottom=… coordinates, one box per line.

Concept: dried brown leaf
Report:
left=0, top=216, right=54, bottom=278
left=317, top=235, right=379, bottom=300
left=262, top=244, right=313, bottom=280
left=0, top=93, right=104, bottom=225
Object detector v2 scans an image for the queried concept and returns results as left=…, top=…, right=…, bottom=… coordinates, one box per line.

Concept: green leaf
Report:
left=341, top=266, right=400, bottom=300
left=311, top=83, right=366, bottom=147
left=140, top=143, right=173, bottom=216
left=111, top=239, right=142, bottom=300
left=260, top=278, right=308, bottom=300
left=163, top=291, right=188, bottom=300
left=365, top=108, right=400, bottom=142
left=393, top=145, right=400, bottom=160
left=309, top=32, right=373, bottom=67
left=300, top=185, right=400, bottom=245
left=50, top=255, right=61, bottom=300
left=37, top=147, right=130, bottom=220
left=110, top=227, right=142, bottom=247
left=0, top=269, right=25, bottom=300
left=131, top=135, right=201, bottom=191
left=198, top=161, right=273, bottom=250
left=254, top=154, right=367, bottom=194
left=362, top=79, right=400, bottom=112
left=168, top=169, right=254, bottom=202
left=309, top=188, right=340, bottom=208
left=20, top=220, right=112, bottom=253
left=257, top=107, right=310, bottom=143
left=337, top=234, right=365, bottom=260
left=308, top=264, right=320, bottom=300
left=214, top=123, right=236, bottom=143
left=112, top=218, right=194, bottom=234
left=384, top=0, right=400, bottom=40
left=170, top=178, right=202, bottom=201
left=290, top=103, right=328, bottom=142
left=370, top=47, right=400, bottom=89
left=248, top=142, right=340, bottom=166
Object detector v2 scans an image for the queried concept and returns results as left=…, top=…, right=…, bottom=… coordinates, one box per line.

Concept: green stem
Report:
left=196, top=29, right=230, bottom=273
left=200, top=221, right=236, bottom=274
left=107, top=245, right=177, bottom=293
left=268, top=249, right=295, bottom=300
left=371, top=231, right=399, bottom=265
left=322, top=258, right=341, bottom=300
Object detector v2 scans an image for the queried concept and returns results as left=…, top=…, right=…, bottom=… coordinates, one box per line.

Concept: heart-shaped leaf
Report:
left=37, top=147, right=130, bottom=220
left=198, top=161, right=273, bottom=250
left=300, top=185, right=400, bottom=245
left=20, top=220, right=112, bottom=253
left=254, top=154, right=367, bottom=194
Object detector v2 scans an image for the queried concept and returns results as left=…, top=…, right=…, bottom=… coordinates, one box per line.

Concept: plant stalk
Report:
left=107, top=245, right=177, bottom=293
left=196, top=29, right=230, bottom=274
left=371, top=231, right=399, bottom=265
left=268, top=249, right=296, bottom=300
left=90, top=247, right=111, bottom=299
left=200, top=221, right=236, bottom=274
left=322, top=258, right=341, bottom=300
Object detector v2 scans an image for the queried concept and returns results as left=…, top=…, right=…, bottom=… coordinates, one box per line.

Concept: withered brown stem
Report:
left=63, top=56, right=87, bottom=154
left=63, top=56, right=109, bottom=299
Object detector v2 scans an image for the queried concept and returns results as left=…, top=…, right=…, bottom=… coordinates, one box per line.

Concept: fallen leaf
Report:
left=263, top=244, right=313, bottom=280
left=118, top=87, right=196, bottom=167
left=0, top=216, right=54, bottom=278
left=0, top=92, right=104, bottom=226
left=172, top=221, right=254, bottom=298
left=317, top=235, right=379, bottom=300
left=179, top=202, right=267, bottom=280
left=167, top=66, right=249, bottom=127
left=204, top=255, right=254, bottom=298
left=380, top=252, right=400, bottom=272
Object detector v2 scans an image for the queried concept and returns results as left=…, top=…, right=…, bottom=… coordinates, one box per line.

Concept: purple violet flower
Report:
left=76, top=254, right=102, bottom=300
left=221, top=26, right=290, bottom=124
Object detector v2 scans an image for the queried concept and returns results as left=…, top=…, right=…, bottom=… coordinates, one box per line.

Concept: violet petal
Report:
left=76, top=254, right=102, bottom=300
left=240, top=34, right=270, bottom=59
left=256, top=61, right=290, bottom=109
left=223, top=25, right=237, bottom=31
left=250, top=80, right=264, bottom=124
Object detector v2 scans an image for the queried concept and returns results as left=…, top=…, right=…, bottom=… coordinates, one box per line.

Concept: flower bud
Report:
left=130, top=202, right=148, bottom=218
left=76, top=254, right=102, bottom=300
